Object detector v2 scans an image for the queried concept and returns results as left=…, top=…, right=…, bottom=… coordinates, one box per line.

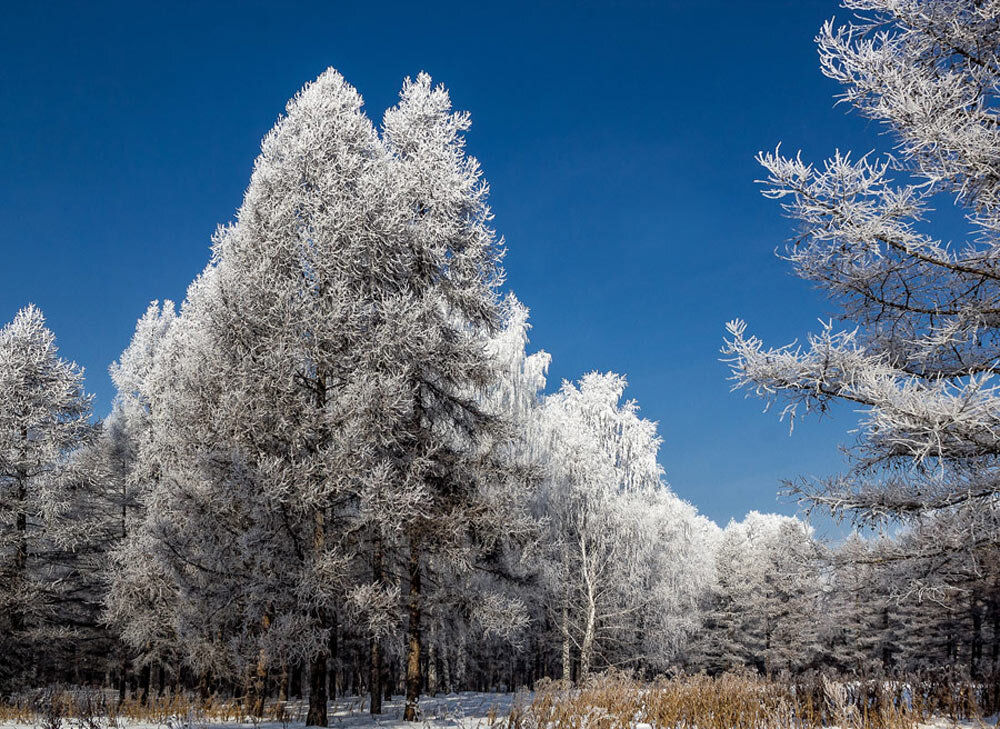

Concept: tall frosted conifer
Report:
left=0, top=306, right=92, bottom=687
left=379, top=71, right=524, bottom=723
left=113, top=69, right=523, bottom=724
left=725, top=0, right=1000, bottom=565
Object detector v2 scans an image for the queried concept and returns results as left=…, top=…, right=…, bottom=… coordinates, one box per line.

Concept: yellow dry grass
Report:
left=501, top=671, right=994, bottom=729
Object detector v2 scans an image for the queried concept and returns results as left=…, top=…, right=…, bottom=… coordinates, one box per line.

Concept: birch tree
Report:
left=537, top=372, right=712, bottom=678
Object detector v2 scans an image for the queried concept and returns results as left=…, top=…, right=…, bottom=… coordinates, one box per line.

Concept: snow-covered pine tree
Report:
left=0, top=305, right=93, bottom=688
left=110, top=70, right=390, bottom=723
left=820, top=534, right=899, bottom=674
left=99, top=301, right=177, bottom=698
left=695, top=512, right=820, bottom=674
left=378, top=72, right=535, bottom=721
left=724, top=0, right=1000, bottom=567
left=110, top=69, right=531, bottom=724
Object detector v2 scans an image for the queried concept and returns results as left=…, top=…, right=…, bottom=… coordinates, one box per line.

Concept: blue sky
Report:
left=1, top=0, right=889, bottom=530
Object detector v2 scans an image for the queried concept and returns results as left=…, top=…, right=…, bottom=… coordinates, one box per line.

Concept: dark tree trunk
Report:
left=199, top=671, right=212, bottom=705
left=306, top=502, right=328, bottom=727
left=972, top=597, right=983, bottom=679
left=251, top=616, right=269, bottom=718
left=306, top=651, right=328, bottom=726
left=371, top=538, right=384, bottom=714
left=328, top=614, right=338, bottom=700
left=991, top=599, right=999, bottom=672
left=370, top=639, right=383, bottom=714
left=118, top=657, right=128, bottom=705
left=139, top=663, right=151, bottom=705
left=404, top=543, right=422, bottom=722
left=12, top=478, right=27, bottom=635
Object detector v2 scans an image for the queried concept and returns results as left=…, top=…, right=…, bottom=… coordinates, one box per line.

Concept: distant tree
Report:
left=0, top=306, right=93, bottom=688
left=725, top=0, right=1000, bottom=564
left=819, top=534, right=899, bottom=674
left=536, top=372, right=713, bottom=679
left=695, top=512, right=820, bottom=674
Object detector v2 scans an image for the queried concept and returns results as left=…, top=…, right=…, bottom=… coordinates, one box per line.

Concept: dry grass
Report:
left=502, top=671, right=998, bottom=729
left=1, top=672, right=996, bottom=728
left=0, top=690, right=289, bottom=727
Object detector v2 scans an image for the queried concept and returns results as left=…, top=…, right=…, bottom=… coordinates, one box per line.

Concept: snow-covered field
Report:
left=0, top=693, right=524, bottom=729
left=1, top=692, right=996, bottom=729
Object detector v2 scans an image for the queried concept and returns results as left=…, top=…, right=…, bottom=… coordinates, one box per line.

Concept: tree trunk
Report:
left=579, top=538, right=596, bottom=680
left=252, top=614, right=270, bottom=718
left=306, top=507, right=329, bottom=727
left=991, top=598, right=999, bottom=672
left=252, top=660, right=268, bottom=717
left=328, top=615, right=338, bottom=701
left=370, top=639, right=383, bottom=714
left=118, top=656, right=128, bottom=705
left=198, top=671, right=211, bottom=705
left=139, top=663, right=151, bottom=705
left=442, top=647, right=452, bottom=694
left=580, top=601, right=595, bottom=679
left=560, top=601, right=571, bottom=682
left=427, top=644, right=437, bottom=696
left=972, top=597, right=983, bottom=679
left=370, top=539, right=384, bottom=714
left=278, top=662, right=288, bottom=703
left=12, top=478, right=27, bottom=634
left=404, top=543, right=422, bottom=722
left=560, top=544, right=572, bottom=683
left=306, top=651, right=328, bottom=727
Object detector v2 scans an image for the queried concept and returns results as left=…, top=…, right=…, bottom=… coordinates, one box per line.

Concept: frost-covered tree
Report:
left=396, top=294, right=546, bottom=696
left=0, top=305, right=93, bottom=688
left=379, top=78, right=539, bottom=716
left=818, top=534, right=900, bottom=674
left=97, top=301, right=177, bottom=698
left=110, top=69, right=531, bottom=724
left=536, top=372, right=713, bottom=679
left=629, top=490, right=719, bottom=670
left=879, top=513, right=1000, bottom=676
left=693, top=512, right=820, bottom=674
left=725, top=0, right=1000, bottom=564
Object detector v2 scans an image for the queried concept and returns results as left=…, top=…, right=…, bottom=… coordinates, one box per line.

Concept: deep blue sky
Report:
left=1, top=0, right=886, bottom=531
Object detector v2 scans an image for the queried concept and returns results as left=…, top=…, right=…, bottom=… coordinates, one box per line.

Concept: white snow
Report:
left=0, top=693, right=525, bottom=729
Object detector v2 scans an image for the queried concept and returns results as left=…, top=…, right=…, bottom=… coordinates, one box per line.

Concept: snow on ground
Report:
left=1, top=694, right=995, bottom=729
left=0, top=692, right=525, bottom=729
left=288, top=692, right=522, bottom=728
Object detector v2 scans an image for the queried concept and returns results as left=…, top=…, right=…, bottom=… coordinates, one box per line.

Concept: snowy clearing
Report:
left=2, top=693, right=997, bottom=729
left=0, top=693, right=524, bottom=729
